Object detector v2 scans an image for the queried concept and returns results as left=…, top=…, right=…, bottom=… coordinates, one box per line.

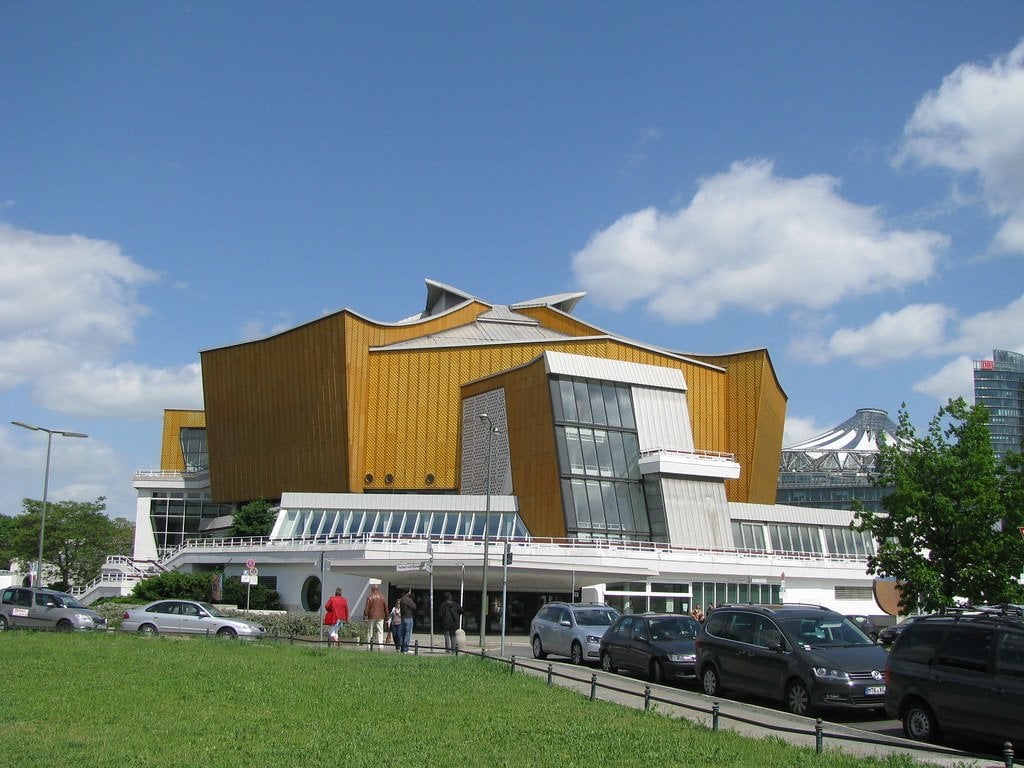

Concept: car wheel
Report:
left=701, top=665, right=721, bottom=696
left=56, top=619, right=74, bottom=631
left=785, top=680, right=812, bottom=716
left=217, top=626, right=237, bottom=638
left=138, top=623, right=158, bottom=636
left=0, top=615, right=8, bottom=631
left=649, top=659, right=665, bottom=684
left=903, top=701, right=941, bottom=743
left=532, top=635, right=547, bottom=660
left=570, top=641, right=584, bottom=665
left=601, top=652, right=615, bottom=673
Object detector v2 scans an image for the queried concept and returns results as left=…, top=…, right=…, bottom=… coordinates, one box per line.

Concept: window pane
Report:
left=574, top=381, right=592, bottom=423
left=603, top=384, right=622, bottom=427
left=564, top=427, right=585, bottom=474
left=594, top=429, right=614, bottom=476
left=617, top=386, right=635, bottom=428
left=580, top=429, right=600, bottom=475
left=589, top=382, right=608, bottom=425
left=586, top=480, right=606, bottom=528
left=559, top=380, right=577, bottom=422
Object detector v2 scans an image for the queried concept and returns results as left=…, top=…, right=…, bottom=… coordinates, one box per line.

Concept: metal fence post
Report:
left=590, top=673, right=597, bottom=702
left=711, top=701, right=719, bottom=731
left=815, top=719, right=823, bottom=754
left=644, top=685, right=651, bottom=711
left=510, top=655, right=516, bottom=675
left=547, top=663, right=553, bottom=685
left=1004, top=741, right=1015, bottom=768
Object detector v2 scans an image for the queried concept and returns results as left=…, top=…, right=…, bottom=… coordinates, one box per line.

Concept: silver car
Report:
left=530, top=601, right=620, bottom=665
left=122, top=599, right=266, bottom=638
left=0, top=586, right=107, bottom=631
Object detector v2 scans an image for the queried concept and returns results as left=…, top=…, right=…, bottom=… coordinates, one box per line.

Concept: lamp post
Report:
left=11, top=421, right=88, bottom=588
left=478, top=413, right=497, bottom=648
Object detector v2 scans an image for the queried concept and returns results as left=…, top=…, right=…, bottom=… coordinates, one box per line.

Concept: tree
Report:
left=7, top=497, right=134, bottom=588
left=854, top=398, right=1024, bottom=613
left=0, top=514, right=16, bottom=570
left=231, top=498, right=275, bottom=537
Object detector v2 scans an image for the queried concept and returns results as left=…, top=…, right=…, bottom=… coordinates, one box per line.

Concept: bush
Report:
left=221, top=576, right=282, bottom=610
left=132, top=571, right=213, bottom=601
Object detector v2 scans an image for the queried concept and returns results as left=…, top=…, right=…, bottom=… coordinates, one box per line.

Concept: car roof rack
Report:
left=933, top=603, right=1024, bottom=627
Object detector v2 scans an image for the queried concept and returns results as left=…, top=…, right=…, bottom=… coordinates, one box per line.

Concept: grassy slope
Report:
left=1, top=633, right=921, bottom=768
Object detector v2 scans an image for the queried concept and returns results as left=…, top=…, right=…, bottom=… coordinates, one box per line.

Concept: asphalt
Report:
left=393, top=633, right=1015, bottom=768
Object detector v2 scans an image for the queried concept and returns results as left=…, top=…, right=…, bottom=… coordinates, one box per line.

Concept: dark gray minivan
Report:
left=696, top=604, right=889, bottom=716
left=885, top=607, right=1024, bottom=746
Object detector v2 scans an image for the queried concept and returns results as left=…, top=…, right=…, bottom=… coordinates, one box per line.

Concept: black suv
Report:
left=696, top=604, right=889, bottom=716
left=884, top=605, right=1024, bottom=746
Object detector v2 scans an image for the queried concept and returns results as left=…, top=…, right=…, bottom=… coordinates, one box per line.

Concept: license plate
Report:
left=865, top=685, right=886, bottom=696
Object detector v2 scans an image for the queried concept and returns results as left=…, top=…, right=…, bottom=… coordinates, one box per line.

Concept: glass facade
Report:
left=180, top=427, right=209, bottom=472
left=550, top=377, right=656, bottom=543
left=604, top=579, right=782, bottom=614
left=974, top=350, right=1024, bottom=461
left=730, top=520, right=874, bottom=558
left=148, top=492, right=235, bottom=555
left=274, top=506, right=530, bottom=541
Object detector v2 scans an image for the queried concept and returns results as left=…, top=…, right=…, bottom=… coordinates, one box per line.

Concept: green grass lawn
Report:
left=1, top=632, right=927, bottom=768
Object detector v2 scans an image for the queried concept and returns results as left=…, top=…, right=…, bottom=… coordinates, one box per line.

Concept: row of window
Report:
left=274, top=508, right=530, bottom=541
left=731, top=521, right=874, bottom=557
left=551, top=378, right=636, bottom=429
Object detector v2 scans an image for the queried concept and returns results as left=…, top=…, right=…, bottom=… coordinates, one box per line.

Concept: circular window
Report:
left=302, top=575, right=322, bottom=611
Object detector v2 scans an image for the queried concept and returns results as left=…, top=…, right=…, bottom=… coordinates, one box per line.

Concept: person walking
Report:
left=438, top=591, right=463, bottom=654
left=389, top=599, right=403, bottom=651
left=363, top=583, right=388, bottom=650
left=399, top=587, right=417, bottom=654
left=323, top=587, right=349, bottom=648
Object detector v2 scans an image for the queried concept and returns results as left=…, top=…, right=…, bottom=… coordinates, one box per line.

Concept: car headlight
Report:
left=812, top=667, right=850, bottom=681
left=74, top=613, right=94, bottom=624
left=586, top=635, right=603, bottom=644
left=667, top=653, right=696, bottom=663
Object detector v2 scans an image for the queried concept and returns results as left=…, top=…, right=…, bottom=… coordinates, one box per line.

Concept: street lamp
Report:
left=11, top=421, right=88, bottom=588
left=478, top=412, right=498, bottom=648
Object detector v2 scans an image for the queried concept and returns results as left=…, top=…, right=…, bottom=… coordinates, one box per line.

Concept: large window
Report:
left=180, top=428, right=209, bottom=472
left=148, top=492, right=233, bottom=554
left=551, top=377, right=654, bottom=542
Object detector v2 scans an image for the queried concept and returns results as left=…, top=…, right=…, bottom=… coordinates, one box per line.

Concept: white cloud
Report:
left=782, top=414, right=830, bottom=448
left=0, top=222, right=158, bottom=389
left=947, top=294, right=1024, bottom=355
left=898, top=38, right=1024, bottom=254
left=912, top=355, right=976, bottom=406
left=34, top=362, right=203, bottom=420
left=820, top=304, right=954, bottom=366
left=572, top=160, right=948, bottom=322
left=239, top=311, right=296, bottom=342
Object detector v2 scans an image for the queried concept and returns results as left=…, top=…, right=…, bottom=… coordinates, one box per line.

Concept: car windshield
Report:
left=781, top=616, right=874, bottom=647
left=53, top=592, right=86, bottom=609
left=649, top=616, right=700, bottom=641
left=573, top=608, right=619, bottom=626
left=198, top=602, right=226, bottom=617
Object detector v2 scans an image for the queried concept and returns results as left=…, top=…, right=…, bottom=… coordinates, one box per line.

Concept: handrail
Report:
left=155, top=532, right=868, bottom=567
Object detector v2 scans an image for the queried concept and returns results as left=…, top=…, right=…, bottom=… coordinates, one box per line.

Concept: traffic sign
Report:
left=396, top=562, right=421, bottom=572
left=248, top=567, right=258, bottom=577
left=245, top=558, right=256, bottom=569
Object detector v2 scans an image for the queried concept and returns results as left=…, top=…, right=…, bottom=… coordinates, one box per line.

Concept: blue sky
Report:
left=2, top=3, right=1024, bottom=521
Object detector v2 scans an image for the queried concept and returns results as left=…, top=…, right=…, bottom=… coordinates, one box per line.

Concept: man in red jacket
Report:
left=324, top=587, right=349, bottom=647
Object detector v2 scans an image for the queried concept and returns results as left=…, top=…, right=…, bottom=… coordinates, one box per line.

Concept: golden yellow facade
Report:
left=159, top=409, right=206, bottom=472
left=199, top=292, right=787, bottom=538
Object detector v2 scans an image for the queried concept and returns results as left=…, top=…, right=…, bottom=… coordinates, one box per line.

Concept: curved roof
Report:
left=783, top=408, right=898, bottom=453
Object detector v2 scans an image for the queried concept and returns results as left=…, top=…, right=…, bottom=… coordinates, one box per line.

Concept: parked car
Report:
left=878, top=615, right=927, bottom=647
left=600, top=612, right=702, bottom=683
left=530, top=601, right=620, bottom=665
left=0, top=586, right=107, bottom=631
left=121, top=599, right=266, bottom=638
left=696, top=604, right=889, bottom=716
left=845, top=615, right=880, bottom=643
left=885, top=606, right=1024, bottom=746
